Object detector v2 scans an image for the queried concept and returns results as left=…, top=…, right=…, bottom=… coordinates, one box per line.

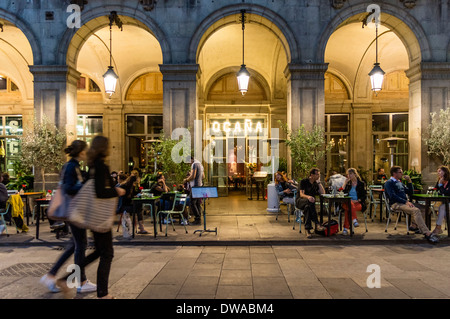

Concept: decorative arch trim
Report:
left=188, top=3, right=299, bottom=64
left=0, top=9, right=41, bottom=64
left=57, top=5, right=171, bottom=67
left=316, top=3, right=431, bottom=65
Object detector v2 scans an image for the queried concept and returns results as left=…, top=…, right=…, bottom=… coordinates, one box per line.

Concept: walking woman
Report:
left=40, top=140, right=97, bottom=294
left=57, top=136, right=125, bottom=299
left=342, top=168, right=367, bottom=235
left=432, top=166, right=450, bottom=235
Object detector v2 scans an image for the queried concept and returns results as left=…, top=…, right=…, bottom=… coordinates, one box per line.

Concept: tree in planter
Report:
left=424, top=108, right=450, bottom=166
left=148, top=130, right=192, bottom=187
left=279, top=121, right=331, bottom=180
left=19, top=117, right=67, bottom=191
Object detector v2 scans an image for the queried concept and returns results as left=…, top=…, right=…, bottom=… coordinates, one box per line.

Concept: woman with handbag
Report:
left=57, top=135, right=125, bottom=299
left=40, top=140, right=97, bottom=294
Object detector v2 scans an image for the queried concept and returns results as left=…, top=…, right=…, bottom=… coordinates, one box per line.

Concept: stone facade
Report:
left=0, top=0, right=448, bottom=189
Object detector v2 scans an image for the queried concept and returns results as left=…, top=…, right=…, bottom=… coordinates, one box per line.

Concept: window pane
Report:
left=392, top=114, right=408, bottom=132
left=373, top=134, right=390, bottom=153
left=89, top=79, right=101, bottom=92
left=85, top=116, right=103, bottom=135
left=0, top=78, right=6, bottom=90
left=77, top=116, right=84, bottom=135
left=372, top=115, right=389, bottom=132
left=147, top=115, right=163, bottom=135
left=127, top=116, right=145, bottom=134
left=329, top=115, right=348, bottom=132
left=5, top=116, right=22, bottom=136
left=77, top=76, right=86, bottom=90
left=6, top=137, right=20, bottom=157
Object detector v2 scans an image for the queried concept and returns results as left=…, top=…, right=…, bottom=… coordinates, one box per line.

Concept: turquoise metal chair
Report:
left=0, top=204, right=18, bottom=237
left=157, top=193, right=188, bottom=236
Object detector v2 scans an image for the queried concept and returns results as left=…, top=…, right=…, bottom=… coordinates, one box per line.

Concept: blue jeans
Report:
left=49, top=223, right=87, bottom=283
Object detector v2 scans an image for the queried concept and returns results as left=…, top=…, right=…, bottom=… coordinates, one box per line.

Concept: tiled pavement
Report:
left=1, top=244, right=450, bottom=300
left=1, top=192, right=450, bottom=301
left=0, top=192, right=448, bottom=245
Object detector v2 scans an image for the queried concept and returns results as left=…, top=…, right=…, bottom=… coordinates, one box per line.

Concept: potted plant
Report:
left=19, top=116, right=66, bottom=191
left=279, top=121, right=331, bottom=180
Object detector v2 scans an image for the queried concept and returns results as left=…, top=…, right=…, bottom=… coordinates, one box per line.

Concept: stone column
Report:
left=284, top=63, right=328, bottom=174
left=159, top=64, right=199, bottom=135
left=29, top=65, right=80, bottom=190
left=406, top=62, right=450, bottom=186
left=284, top=63, right=328, bottom=132
left=350, top=104, right=373, bottom=176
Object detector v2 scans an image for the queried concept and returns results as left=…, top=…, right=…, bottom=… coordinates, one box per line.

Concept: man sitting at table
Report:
left=384, top=165, right=438, bottom=244
left=295, top=168, right=325, bottom=239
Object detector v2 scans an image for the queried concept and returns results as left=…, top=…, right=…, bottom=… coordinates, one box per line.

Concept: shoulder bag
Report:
left=47, top=164, right=76, bottom=221
left=68, top=168, right=118, bottom=233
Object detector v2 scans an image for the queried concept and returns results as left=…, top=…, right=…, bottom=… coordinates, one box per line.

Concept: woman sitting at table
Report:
left=152, top=172, right=172, bottom=222
left=118, top=173, right=149, bottom=235
left=342, top=168, right=367, bottom=235
left=275, top=171, right=297, bottom=215
left=432, top=165, right=450, bottom=235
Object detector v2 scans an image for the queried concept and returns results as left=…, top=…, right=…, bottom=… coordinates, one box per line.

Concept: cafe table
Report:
left=34, top=198, right=51, bottom=240
left=412, top=194, right=450, bottom=236
left=20, top=192, right=44, bottom=226
left=131, top=196, right=160, bottom=238
left=320, top=194, right=353, bottom=236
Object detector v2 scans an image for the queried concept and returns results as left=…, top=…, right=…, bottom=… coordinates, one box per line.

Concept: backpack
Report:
left=315, top=219, right=339, bottom=237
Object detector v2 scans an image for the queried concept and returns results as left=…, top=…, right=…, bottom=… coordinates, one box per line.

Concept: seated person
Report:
left=296, top=168, right=325, bottom=239
left=328, top=172, right=347, bottom=193
left=152, top=173, right=172, bottom=222
left=384, top=165, right=438, bottom=244
left=376, top=168, right=387, bottom=184
left=118, top=174, right=148, bottom=235
left=432, top=166, right=450, bottom=235
left=275, top=171, right=297, bottom=214
left=341, top=168, right=367, bottom=235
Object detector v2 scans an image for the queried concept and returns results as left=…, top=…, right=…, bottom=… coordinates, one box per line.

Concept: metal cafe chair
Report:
left=383, top=191, right=410, bottom=235
left=0, top=204, right=18, bottom=237
left=368, top=185, right=383, bottom=221
left=157, top=193, right=188, bottom=236
left=276, top=189, right=297, bottom=223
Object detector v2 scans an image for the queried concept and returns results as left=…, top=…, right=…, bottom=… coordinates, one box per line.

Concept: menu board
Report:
left=191, top=187, right=218, bottom=199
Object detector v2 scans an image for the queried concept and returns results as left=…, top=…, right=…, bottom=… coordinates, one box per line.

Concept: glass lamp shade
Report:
left=103, top=66, right=118, bottom=95
left=369, top=63, right=385, bottom=93
left=236, top=64, right=250, bottom=95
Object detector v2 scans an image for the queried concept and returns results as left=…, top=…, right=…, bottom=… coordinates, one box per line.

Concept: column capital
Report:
left=159, top=64, right=199, bottom=82
left=284, top=63, right=329, bottom=81
left=29, top=65, right=81, bottom=86
left=406, top=62, right=450, bottom=82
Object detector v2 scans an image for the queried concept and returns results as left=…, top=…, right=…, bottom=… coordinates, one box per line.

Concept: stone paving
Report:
left=0, top=244, right=449, bottom=300
left=1, top=192, right=449, bottom=301
left=0, top=192, right=448, bottom=246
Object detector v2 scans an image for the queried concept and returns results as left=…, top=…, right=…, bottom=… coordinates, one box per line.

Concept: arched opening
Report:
left=323, top=11, right=421, bottom=181
left=0, top=18, right=34, bottom=177
left=196, top=11, right=291, bottom=196
left=69, top=14, right=164, bottom=171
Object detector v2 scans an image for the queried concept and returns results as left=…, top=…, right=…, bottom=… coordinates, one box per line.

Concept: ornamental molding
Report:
left=331, top=0, right=416, bottom=9
left=140, top=0, right=158, bottom=11
left=70, top=0, right=88, bottom=11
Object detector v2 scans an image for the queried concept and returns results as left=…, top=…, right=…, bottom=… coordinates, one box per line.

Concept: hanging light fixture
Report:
left=103, top=11, right=122, bottom=96
left=368, top=20, right=385, bottom=95
left=236, top=10, right=250, bottom=95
